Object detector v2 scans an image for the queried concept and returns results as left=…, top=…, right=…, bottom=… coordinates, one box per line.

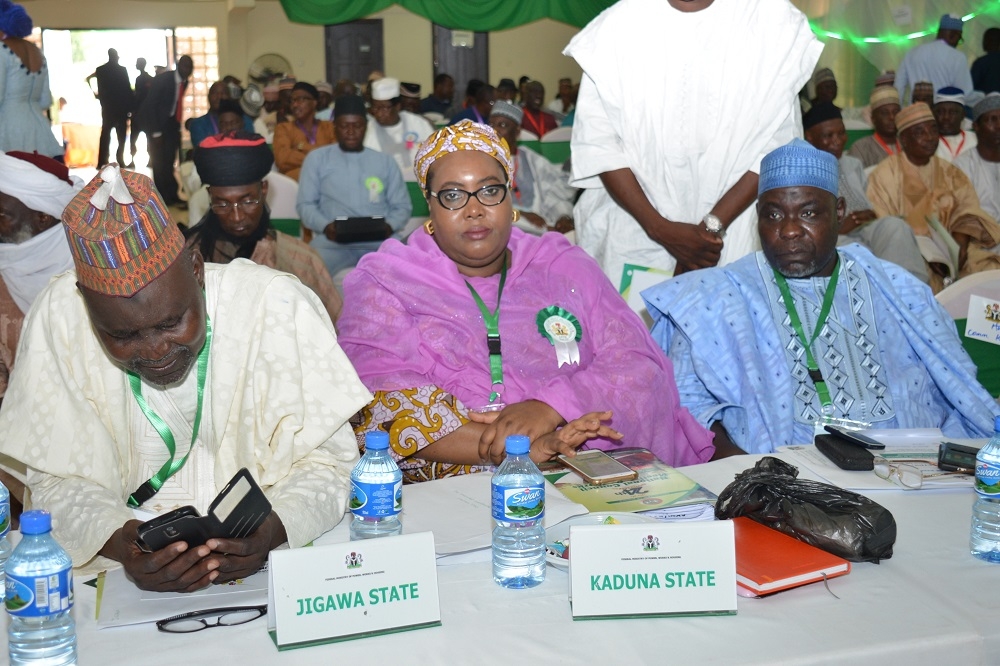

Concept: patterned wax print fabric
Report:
left=338, top=228, right=715, bottom=469
left=353, top=386, right=489, bottom=483
left=643, top=245, right=1000, bottom=454
left=0, top=260, right=371, bottom=570
left=564, top=0, right=822, bottom=285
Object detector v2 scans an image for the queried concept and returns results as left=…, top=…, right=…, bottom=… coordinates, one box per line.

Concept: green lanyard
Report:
left=773, top=260, right=841, bottom=414
left=127, top=316, right=213, bottom=508
left=465, top=258, right=508, bottom=404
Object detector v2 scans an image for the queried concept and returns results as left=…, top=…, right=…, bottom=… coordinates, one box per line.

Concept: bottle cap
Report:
left=366, top=430, right=389, bottom=450
left=20, top=510, right=53, bottom=535
left=505, top=434, right=530, bottom=455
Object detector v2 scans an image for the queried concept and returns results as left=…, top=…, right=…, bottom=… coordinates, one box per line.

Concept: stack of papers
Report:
left=540, top=448, right=717, bottom=521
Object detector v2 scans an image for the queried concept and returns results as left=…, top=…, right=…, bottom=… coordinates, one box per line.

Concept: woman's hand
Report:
left=529, top=411, right=621, bottom=464
left=470, top=400, right=565, bottom=464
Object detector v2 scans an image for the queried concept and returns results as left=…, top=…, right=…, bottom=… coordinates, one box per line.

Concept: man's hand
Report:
left=552, top=216, right=574, bottom=234
left=473, top=400, right=565, bottom=465
left=529, top=411, right=622, bottom=464
left=101, top=520, right=218, bottom=593
left=205, top=512, right=287, bottom=584
left=652, top=221, right=723, bottom=275
left=840, top=210, right=877, bottom=235
left=323, top=222, right=337, bottom=242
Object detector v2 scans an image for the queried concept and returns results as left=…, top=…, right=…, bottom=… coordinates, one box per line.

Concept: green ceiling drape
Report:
left=278, top=0, right=616, bottom=30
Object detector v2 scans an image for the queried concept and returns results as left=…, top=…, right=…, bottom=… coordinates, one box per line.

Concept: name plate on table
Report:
left=569, top=522, right=736, bottom=619
left=267, top=531, right=441, bottom=650
left=965, top=294, right=1000, bottom=346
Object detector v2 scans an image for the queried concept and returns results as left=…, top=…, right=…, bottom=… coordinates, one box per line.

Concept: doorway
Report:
left=325, top=20, right=384, bottom=87
left=432, top=24, right=489, bottom=103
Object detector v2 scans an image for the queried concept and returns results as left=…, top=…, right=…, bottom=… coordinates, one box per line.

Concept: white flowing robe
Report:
left=564, top=0, right=823, bottom=286
left=0, top=260, right=371, bottom=569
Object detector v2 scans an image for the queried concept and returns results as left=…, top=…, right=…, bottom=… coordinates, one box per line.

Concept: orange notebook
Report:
left=733, top=517, right=851, bottom=596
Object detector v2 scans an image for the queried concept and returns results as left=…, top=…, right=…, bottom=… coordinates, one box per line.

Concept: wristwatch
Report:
left=702, top=213, right=724, bottom=237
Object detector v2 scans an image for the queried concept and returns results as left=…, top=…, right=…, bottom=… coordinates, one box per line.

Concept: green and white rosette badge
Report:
left=365, top=176, right=385, bottom=203
left=537, top=306, right=582, bottom=367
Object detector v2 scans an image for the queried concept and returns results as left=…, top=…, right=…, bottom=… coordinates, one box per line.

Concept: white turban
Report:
left=0, top=152, right=82, bottom=220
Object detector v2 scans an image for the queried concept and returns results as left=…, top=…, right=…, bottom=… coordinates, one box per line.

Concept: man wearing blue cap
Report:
left=642, top=139, right=999, bottom=456
left=895, top=15, right=974, bottom=104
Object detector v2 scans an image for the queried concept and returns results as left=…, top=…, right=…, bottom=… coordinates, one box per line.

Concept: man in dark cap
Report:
left=273, top=81, right=335, bottom=181
left=496, top=78, right=518, bottom=102
left=188, top=132, right=341, bottom=321
left=297, top=95, right=412, bottom=278
left=399, top=82, right=422, bottom=114
left=803, top=101, right=927, bottom=282
left=0, top=164, right=369, bottom=590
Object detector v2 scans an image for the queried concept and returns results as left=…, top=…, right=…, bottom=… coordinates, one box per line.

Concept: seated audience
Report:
left=364, top=77, right=435, bottom=182
left=187, top=132, right=342, bottom=321
left=868, top=103, right=1000, bottom=291
left=809, top=67, right=838, bottom=109
left=338, top=121, right=714, bottom=483
left=298, top=95, right=411, bottom=277
left=935, top=87, right=976, bottom=162
left=803, top=102, right=927, bottom=282
left=399, top=82, right=422, bottom=115
left=912, top=81, right=934, bottom=106
left=520, top=81, right=558, bottom=138
left=420, top=73, right=455, bottom=117
left=546, top=77, right=575, bottom=120
left=314, top=80, right=334, bottom=121
left=450, top=82, right=494, bottom=126
left=273, top=82, right=335, bottom=181
left=489, top=101, right=576, bottom=234
left=644, top=139, right=999, bottom=455
left=848, top=87, right=901, bottom=169
left=955, top=93, right=1000, bottom=221
left=0, top=165, right=368, bottom=588
left=189, top=81, right=253, bottom=149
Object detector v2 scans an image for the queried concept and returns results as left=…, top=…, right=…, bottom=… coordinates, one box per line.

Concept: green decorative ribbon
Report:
left=537, top=306, right=582, bottom=367
left=127, top=315, right=213, bottom=508
left=772, top=260, right=840, bottom=417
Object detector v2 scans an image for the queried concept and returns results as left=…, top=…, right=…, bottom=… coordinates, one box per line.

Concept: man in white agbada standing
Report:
left=564, top=0, right=822, bottom=287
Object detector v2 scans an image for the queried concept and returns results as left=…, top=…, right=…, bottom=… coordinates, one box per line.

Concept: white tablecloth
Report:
left=2, top=454, right=998, bottom=665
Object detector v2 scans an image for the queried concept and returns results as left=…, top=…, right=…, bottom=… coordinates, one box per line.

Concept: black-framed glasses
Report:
left=156, top=604, right=267, bottom=633
left=428, top=184, right=508, bottom=210
left=210, top=198, right=261, bottom=214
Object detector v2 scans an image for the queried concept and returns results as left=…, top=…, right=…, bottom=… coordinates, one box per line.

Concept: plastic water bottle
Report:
left=0, top=479, right=11, bottom=604
left=350, top=431, right=403, bottom=540
left=6, top=510, right=77, bottom=666
left=971, top=415, right=1000, bottom=562
left=492, top=434, right=545, bottom=588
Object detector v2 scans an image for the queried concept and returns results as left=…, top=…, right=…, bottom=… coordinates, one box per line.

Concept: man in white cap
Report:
left=955, top=93, right=1000, bottom=222
left=934, top=87, right=977, bottom=162
left=315, top=81, right=334, bottom=121
left=363, top=77, right=435, bottom=182
left=0, top=152, right=79, bottom=400
left=564, top=0, right=822, bottom=288
left=895, top=15, right=974, bottom=104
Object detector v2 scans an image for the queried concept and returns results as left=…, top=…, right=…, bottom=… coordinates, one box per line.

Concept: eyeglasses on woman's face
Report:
left=428, top=184, right=508, bottom=211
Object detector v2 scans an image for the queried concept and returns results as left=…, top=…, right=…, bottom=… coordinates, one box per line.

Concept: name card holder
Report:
left=569, top=521, right=736, bottom=620
left=267, top=531, right=441, bottom=650
left=965, top=294, right=1000, bottom=347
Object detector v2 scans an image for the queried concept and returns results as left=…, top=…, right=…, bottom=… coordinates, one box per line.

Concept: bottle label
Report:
left=492, top=482, right=545, bottom=522
left=976, top=459, right=1000, bottom=496
left=6, top=565, right=74, bottom=617
left=0, top=496, right=8, bottom=538
left=350, top=478, right=402, bottom=518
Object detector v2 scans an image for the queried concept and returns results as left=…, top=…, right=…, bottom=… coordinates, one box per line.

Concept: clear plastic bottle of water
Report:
left=492, top=434, right=545, bottom=588
left=0, top=479, right=12, bottom=604
left=7, top=510, right=77, bottom=666
left=350, top=431, right=403, bottom=540
left=971, top=415, right=1000, bottom=562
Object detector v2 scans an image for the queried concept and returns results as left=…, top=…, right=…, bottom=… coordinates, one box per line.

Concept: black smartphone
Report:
left=136, top=468, right=272, bottom=552
left=823, top=425, right=886, bottom=450
left=938, top=441, right=979, bottom=474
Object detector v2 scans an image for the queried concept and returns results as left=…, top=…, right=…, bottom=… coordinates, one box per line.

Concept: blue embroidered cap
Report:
left=758, top=139, right=839, bottom=198
left=939, top=14, right=963, bottom=32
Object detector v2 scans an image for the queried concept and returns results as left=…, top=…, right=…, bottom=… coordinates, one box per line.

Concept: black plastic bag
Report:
left=715, top=456, right=896, bottom=563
